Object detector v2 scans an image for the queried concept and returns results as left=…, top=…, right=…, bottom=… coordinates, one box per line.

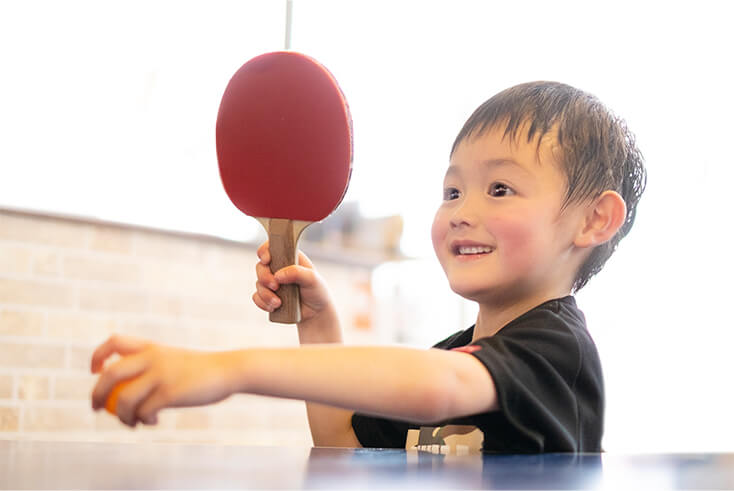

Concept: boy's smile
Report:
left=451, top=240, right=495, bottom=261
left=431, top=126, right=585, bottom=307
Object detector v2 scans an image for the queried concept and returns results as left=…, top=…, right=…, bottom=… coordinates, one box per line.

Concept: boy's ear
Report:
left=574, top=191, right=627, bottom=249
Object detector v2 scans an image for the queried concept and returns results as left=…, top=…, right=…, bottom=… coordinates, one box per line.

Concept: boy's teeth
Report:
left=457, top=246, right=492, bottom=255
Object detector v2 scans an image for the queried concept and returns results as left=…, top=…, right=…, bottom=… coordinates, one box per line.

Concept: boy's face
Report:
left=431, top=126, right=586, bottom=304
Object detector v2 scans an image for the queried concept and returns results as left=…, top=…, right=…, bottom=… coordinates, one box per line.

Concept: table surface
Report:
left=1, top=439, right=733, bottom=489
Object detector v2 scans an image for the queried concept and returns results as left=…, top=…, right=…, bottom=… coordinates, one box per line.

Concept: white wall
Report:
left=0, top=0, right=285, bottom=241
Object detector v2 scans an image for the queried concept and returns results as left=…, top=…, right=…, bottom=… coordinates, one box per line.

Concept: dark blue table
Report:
left=1, top=440, right=733, bottom=489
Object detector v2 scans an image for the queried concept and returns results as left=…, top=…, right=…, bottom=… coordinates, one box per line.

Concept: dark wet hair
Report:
left=451, top=81, right=646, bottom=291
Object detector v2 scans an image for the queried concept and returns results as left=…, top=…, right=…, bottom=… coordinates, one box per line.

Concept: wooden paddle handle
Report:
left=263, top=218, right=309, bottom=324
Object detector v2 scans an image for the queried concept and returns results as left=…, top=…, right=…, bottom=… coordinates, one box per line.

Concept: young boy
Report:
left=91, top=81, right=646, bottom=454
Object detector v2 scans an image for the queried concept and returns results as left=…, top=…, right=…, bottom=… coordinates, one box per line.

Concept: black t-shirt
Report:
left=351, top=296, right=604, bottom=453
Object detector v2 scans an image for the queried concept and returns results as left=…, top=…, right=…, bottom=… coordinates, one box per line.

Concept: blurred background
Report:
left=0, top=0, right=732, bottom=452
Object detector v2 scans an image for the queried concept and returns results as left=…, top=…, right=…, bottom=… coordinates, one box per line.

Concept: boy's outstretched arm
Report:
left=90, top=336, right=499, bottom=434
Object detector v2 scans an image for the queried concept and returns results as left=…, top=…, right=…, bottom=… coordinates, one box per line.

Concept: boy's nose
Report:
left=449, top=200, right=478, bottom=228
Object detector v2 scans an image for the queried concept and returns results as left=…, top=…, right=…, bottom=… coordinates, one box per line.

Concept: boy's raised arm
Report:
left=295, top=308, right=361, bottom=447
left=253, top=243, right=358, bottom=446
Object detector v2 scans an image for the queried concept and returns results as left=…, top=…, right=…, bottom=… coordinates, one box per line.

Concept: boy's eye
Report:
left=443, top=187, right=460, bottom=201
left=489, top=182, right=514, bottom=197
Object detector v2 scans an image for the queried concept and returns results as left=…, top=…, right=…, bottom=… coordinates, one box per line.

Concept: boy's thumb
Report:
left=274, top=265, right=313, bottom=287
left=274, top=267, right=296, bottom=284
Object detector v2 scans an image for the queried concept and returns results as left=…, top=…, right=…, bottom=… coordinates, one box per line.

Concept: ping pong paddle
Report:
left=216, top=52, right=353, bottom=324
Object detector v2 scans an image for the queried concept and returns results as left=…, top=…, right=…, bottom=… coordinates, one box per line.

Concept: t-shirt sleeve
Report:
left=465, top=309, right=596, bottom=452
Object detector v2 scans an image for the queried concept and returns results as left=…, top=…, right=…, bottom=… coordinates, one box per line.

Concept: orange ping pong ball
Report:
left=105, top=380, right=133, bottom=415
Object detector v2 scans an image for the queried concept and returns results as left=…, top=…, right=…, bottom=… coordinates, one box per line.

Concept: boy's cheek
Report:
left=491, top=218, right=538, bottom=264
left=430, top=213, right=447, bottom=256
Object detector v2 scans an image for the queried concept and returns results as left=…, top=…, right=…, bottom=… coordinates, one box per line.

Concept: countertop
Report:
left=2, top=439, right=733, bottom=489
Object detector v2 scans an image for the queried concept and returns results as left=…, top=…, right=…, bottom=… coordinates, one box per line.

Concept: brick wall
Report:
left=0, top=209, right=381, bottom=445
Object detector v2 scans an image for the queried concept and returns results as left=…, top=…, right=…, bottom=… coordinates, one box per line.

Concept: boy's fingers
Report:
left=259, top=247, right=312, bottom=270
left=252, top=292, right=270, bottom=312
left=252, top=288, right=281, bottom=312
left=255, top=262, right=278, bottom=290
left=91, top=353, right=149, bottom=411
left=90, top=334, right=149, bottom=374
left=256, top=241, right=270, bottom=264
left=136, top=388, right=171, bottom=426
left=114, top=373, right=158, bottom=427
